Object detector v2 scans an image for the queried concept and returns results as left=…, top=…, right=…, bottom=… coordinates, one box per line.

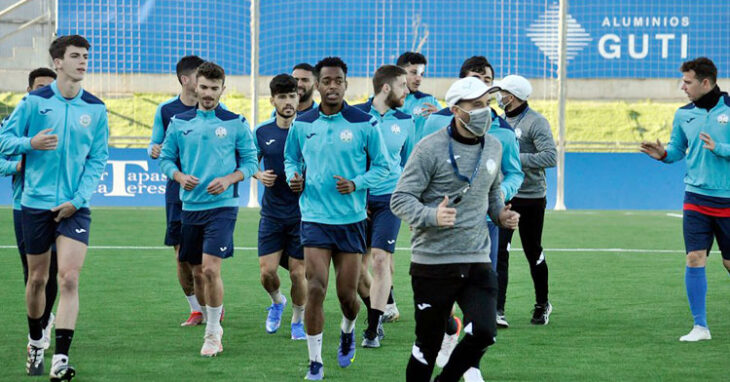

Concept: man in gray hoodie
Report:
left=492, top=75, right=557, bottom=328
left=391, top=77, right=520, bottom=382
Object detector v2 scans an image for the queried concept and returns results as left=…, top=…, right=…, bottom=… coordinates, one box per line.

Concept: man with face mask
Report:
left=391, top=77, right=520, bottom=382
left=491, top=75, right=557, bottom=328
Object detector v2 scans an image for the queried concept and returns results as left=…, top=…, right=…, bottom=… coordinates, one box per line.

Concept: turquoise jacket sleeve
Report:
left=500, top=134, right=525, bottom=201
left=0, top=157, right=19, bottom=176
left=400, top=117, right=416, bottom=167
left=663, top=115, right=687, bottom=163
left=70, top=111, right=110, bottom=209
left=159, top=120, right=181, bottom=179
left=0, top=97, right=34, bottom=155
left=712, top=142, right=730, bottom=158
left=147, top=103, right=165, bottom=157
left=284, top=123, right=303, bottom=182
left=351, top=120, right=390, bottom=190
left=236, top=118, right=259, bottom=179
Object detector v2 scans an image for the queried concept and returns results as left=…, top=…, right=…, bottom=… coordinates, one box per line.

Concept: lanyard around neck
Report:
left=447, top=126, right=484, bottom=186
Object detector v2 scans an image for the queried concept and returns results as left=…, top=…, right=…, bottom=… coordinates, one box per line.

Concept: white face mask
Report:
left=455, top=106, right=492, bottom=137
left=495, top=92, right=512, bottom=110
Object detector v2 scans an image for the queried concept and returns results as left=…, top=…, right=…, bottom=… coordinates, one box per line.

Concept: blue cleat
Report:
left=291, top=321, right=306, bottom=340
left=305, top=361, right=324, bottom=380
left=337, top=330, right=356, bottom=368
left=265, top=296, right=287, bottom=334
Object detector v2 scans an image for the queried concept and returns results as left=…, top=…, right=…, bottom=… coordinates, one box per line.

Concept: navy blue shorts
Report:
left=179, top=207, right=238, bottom=265
left=21, top=206, right=91, bottom=255
left=258, top=216, right=303, bottom=260
left=366, top=194, right=401, bottom=253
left=301, top=220, right=367, bottom=254
left=487, top=220, right=499, bottom=271
left=164, top=202, right=183, bottom=246
left=683, top=192, right=730, bottom=260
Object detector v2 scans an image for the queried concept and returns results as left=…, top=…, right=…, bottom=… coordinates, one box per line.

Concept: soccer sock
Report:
left=206, top=305, right=223, bottom=332
left=28, top=316, right=44, bottom=341
left=186, top=294, right=202, bottom=313
left=54, top=329, right=74, bottom=356
left=367, top=308, right=383, bottom=335
left=306, top=333, right=323, bottom=363
left=387, top=287, right=394, bottom=305
left=341, top=315, right=356, bottom=334
left=269, top=290, right=284, bottom=304
left=292, top=304, right=305, bottom=323
left=201, top=306, right=208, bottom=322
left=445, top=315, right=458, bottom=335
left=685, top=266, right=708, bottom=328
left=362, top=296, right=371, bottom=310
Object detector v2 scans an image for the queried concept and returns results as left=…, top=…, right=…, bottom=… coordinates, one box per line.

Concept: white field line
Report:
left=666, top=213, right=683, bottom=218
left=0, top=245, right=691, bottom=254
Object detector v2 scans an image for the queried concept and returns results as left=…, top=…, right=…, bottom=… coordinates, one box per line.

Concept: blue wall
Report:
left=57, top=0, right=730, bottom=78
left=0, top=150, right=687, bottom=210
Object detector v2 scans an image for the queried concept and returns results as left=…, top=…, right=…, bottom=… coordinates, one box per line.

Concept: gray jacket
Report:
left=390, top=128, right=505, bottom=265
left=505, top=106, right=557, bottom=199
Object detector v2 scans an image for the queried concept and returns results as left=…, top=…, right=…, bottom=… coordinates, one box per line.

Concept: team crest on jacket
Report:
left=718, top=114, right=729, bottom=124
left=390, top=124, right=401, bottom=134
left=486, top=159, right=497, bottom=175
left=515, top=127, right=523, bottom=138
left=412, top=106, right=425, bottom=116
left=79, top=114, right=91, bottom=127
left=215, top=126, right=227, bottom=138
left=340, top=129, right=353, bottom=143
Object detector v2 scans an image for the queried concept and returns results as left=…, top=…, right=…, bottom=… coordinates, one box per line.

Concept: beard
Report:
left=299, top=87, right=314, bottom=103
left=385, top=92, right=405, bottom=109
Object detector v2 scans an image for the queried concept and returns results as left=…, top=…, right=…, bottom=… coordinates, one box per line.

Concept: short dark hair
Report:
left=459, top=56, right=494, bottom=78
left=314, top=57, right=348, bottom=79
left=373, top=65, right=407, bottom=94
left=270, top=74, right=298, bottom=96
left=48, top=35, right=90, bottom=60
left=396, top=51, right=427, bottom=67
left=196, top=61, right=225, bottom=83
left=292, top=63, right=314, bottom=73
left=680, top=57, right=718, bottom=84
left=176, top=55, right=205, bottom=84
left=28, top=68, right=56, bottom=88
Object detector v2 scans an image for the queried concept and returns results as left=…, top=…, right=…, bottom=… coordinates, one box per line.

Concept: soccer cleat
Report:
left=200, top=329, right=223, bottom=357
left=361, top=330, right=380, bottom=348
left=337, top=331, right=356, bottom=368
left=382, top=303, right=400, bottom=323
left=42, top=312, right=55, bottom=350
left=291, top=321, right=306, bottom=340
left=436, top=316, right=461, bottom=368
left=305, top=361, right=324, bottom=380
left=463, top=367, right=486, bottom=382
left=265, top=296, right=287, bottom=334
left=679, top=325, right=712, bottom=342
left=49, top=355, right=75, bottom=381
left=376, top=316, right=385, bottom=340
left=530, top=302, right=553, bottom=325
left=26, top=342, right=44, bottom=376
left=496, top=311, right=509, bottom=328
left=181, top=311, right=204, bottom=327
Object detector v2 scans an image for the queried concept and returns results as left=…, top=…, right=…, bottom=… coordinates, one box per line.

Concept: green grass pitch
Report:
left=0, top=208, right=728, bottom=381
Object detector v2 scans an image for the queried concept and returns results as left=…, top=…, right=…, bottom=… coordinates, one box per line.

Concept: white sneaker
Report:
left=463, top=367, right=485, bottom=382
left=382, top=303, right=400, bottom=323
left=496, top=313, right=509, bottom=328
left=679, top=325, right=711, bottom=342
left=49, top=354, right=75, bottom=381
left=200, top=329, right=223, bottom=357
left=42, top=313, right=55, bottom=350
left=435, top=332, right=459, bottom=368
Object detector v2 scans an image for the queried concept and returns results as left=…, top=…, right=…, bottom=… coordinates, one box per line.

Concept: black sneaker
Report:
left=530, top=302, right=553, bottom=325
left=25, top=343, right=44, bottom=376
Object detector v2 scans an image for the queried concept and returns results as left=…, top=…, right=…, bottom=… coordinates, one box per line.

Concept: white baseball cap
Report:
left=489, top=75, right=532, bottom=100
left=445, top=77, right=490, bottom=107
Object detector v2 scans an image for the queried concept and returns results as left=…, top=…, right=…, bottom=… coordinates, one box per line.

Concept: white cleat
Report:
left=42, top=312, right=55, bottom=350
left=436, top=332, right=459, bottom=368
left=463, top=367, right=486, bottom=382
left=200, top=329, right=223, bottom=357
left=382, top=303, right=400, bottom=323
left=679, top=325, right=711, bottom=342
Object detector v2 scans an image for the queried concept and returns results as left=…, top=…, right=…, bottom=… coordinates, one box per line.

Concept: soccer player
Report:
left=160, top=61, right=258, bottom=356
left=148, top=55, right=209, bottom=326
left=253, top=74, right=307, bottom=340
left=284, top=56, right=390, bottom=380
left=641, top=57, right=730, bottom=342
left=493, top=75, right=557, bottom=328
left=391, top=77, right=520, bottom=382
left=1, top=68, right=59, bottom=354
left=0, top=35, right=109, bottom=380
left=353, top=65, right=415, bottom=348
left=397, top=52, right=442, bottom=149
left=270, top=63, right=318, bottom=118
